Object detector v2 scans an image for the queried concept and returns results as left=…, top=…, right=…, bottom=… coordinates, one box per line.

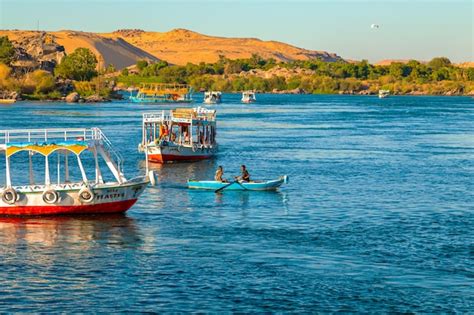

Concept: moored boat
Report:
left=0, top=128, right=149, bottom=216
left=203, top=91, right=222, bottom=104
left=130, top=83, right=193, bottom=103
left=241, top=91, right=256, bottom=103
left=188, top=176, right=288, bottom=191
left=0, top=99, right=16, bottom=104
left=378, top=89, right=390, bottom=98
left=139, top=107, right=217, bottom=163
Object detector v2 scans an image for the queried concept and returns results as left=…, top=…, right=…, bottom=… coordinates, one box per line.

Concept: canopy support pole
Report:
left=28, top=152, right=34, bottom=185
left=45, top=155, right=51, bottom=186
left=65, top=152, right=70, bottom=183
left=5, top=155, right=11, bottom=187
left=57, top=153, right=60, bottom=184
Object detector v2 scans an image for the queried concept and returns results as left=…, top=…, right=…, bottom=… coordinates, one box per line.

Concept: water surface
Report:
left=0, top=95, right=473, bottom=312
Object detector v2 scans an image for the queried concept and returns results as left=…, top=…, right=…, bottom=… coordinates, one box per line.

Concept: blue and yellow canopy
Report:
left=6, top=140, right=88, bottom=157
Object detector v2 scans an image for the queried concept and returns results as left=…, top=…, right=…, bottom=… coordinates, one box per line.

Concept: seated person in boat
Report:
left=159, top=124, right=169, bottom=141
left=235, top=165, right=251, bottom=182
left=199, top=131, right=204, bottom=145
left=215, top=166, right=227, bottom=182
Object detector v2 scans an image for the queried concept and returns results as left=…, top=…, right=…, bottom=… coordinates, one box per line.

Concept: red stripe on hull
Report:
left=149, top=154, right=213, bottom=163
left=0, top=199, right=138, bottom=216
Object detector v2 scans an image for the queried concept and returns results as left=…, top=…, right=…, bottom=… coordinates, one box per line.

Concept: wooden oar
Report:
left=215, top=180, right=238, bottom=193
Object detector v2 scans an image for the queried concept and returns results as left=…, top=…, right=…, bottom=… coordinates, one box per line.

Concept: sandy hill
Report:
left=375, top=59, right=415, bottom=66
left=1, top=29, right=342, bottom=69
left=101, top=28, right=342, bottom=65
left=456, top=62, right=474, bottom=68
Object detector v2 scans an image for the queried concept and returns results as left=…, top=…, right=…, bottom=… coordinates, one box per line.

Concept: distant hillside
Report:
left=0, top=29, right=342, bottom=69
left=102, top=28, right=342, bottom=65
left=0, top=30, right=159, bottom=69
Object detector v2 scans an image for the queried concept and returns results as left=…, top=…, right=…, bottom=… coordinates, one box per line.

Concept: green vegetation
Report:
left=55, top=47, right=98, bottom=81
left=73, top=78, right=113, bottom=98
left=0, top=46, right=112, bottom=100
left=1, top=40, right=473, bottom=101
left=116, top=56, right=474, bottom=95
left=0, top=36, right=15, bottom=65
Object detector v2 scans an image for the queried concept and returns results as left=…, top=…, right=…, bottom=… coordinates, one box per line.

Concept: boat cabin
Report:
left=130, top=83, right=194, bottom=103
left=203, top=91, right=222, bottom=104
left=241, top=91, right=256, bottom=103
left=140, top=107, right=217, bottom=163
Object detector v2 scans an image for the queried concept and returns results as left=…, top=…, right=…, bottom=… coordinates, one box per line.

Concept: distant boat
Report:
left=203, top=91, right=222, bottom=104
left=241, top=91, right=256, bottom=103
left=130, top=83, right=193, bottom=104
left=0, top=99, right=16, bottom=104
left=379, top=89, right=390, bottom=98
left=188, top=176, right=289, bottom=191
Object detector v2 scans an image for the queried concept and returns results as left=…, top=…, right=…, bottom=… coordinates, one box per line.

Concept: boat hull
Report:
left=188, top=177, right=287, bottom=191
left=147, top=144, right=217, bottom=163
left=0, top=181, right=148, bottom=216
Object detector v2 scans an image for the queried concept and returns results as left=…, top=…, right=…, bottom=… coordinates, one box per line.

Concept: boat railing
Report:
left=0, top=128, right=96, bottom=145
left=143, top=112, right=171, bottom=123
left=91, top=128, right=124, bottom=175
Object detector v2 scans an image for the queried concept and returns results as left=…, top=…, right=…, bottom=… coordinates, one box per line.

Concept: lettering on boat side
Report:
left=94, top=191, right=126, bottom=201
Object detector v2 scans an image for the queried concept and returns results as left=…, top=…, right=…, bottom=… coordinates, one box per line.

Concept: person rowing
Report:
left=215, top=166, right=228, bottom=182
left=235, top=165, right=251, bottom=182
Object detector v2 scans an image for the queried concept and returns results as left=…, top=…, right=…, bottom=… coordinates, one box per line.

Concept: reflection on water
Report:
left=139, top=159, right=218, bottom=184
left=0, top=214, right=141, bottom=249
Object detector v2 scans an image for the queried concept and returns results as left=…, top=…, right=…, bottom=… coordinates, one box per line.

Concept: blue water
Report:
left=0, top=94, right=473, bottom=312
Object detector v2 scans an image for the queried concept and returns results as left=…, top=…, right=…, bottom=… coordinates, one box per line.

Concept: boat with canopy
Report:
left=203, top=91, right=222, bottom=104
left=241, top=91, right=256, bottom=103
left=0, top=128, right=149, bottom=216
left=130, top=83, right=193, bottom=103
left=188, top=176, right=288, bottom=191
left=139, top=107, right=217, bottom=163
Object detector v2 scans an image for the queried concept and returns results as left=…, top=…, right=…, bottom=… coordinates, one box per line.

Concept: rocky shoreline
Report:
left=5, top=91, right=472, bottom=103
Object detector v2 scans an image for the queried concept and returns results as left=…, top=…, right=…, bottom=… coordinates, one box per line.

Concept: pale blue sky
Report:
left=0, top=0, right=472, bottom=62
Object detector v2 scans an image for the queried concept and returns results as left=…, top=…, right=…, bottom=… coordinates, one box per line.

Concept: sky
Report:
left=0, top=0, right=472, bottom=63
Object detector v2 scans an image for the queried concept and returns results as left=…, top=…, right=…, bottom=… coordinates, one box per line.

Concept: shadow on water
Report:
left=0, top=213, right=142, bottom=248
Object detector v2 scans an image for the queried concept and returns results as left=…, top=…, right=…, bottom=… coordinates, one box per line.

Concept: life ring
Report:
left=1, top=187, right=18, bottom=205
left=42, top=189, right=59, bottom=204
left=79, top=187, right=95, bottom=203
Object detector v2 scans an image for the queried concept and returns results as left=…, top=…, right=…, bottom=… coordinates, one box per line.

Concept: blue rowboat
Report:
left=188, top=176, right=288, bottom=191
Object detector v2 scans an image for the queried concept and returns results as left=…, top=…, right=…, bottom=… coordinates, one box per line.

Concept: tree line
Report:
left=1, top=34, right=473, bottom=98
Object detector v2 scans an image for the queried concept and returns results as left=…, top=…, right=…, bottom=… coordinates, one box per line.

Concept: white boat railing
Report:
left=0, top=127, right=124, bottom=176
left=0, top=128, right=98, bottom=145
left=143, top=112, right=171, bottom=123
left=91, top=128, right=124, bottom=175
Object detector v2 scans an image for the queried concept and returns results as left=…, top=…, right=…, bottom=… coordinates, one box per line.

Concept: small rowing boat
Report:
left=188, top=176, right=288, bottom=191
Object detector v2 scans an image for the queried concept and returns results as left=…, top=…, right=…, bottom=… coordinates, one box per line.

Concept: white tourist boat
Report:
left=379, top=89, right=390, bottom=98
left=241, top=91, right=256, bottom=103
left=203, top=91, right=222, bottom=104
left=0, top=128, right=150, bottom=216
left=139, top=107, right=217, bottom=163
